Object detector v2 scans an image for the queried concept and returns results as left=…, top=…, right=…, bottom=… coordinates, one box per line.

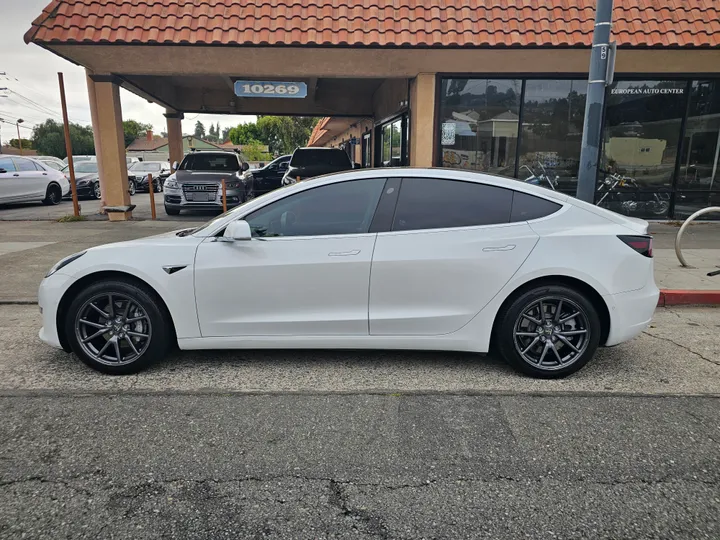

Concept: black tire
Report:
left=65, top=279, right=171, bottom=375
left=91, top=181, right=101, bottom=200
left=165, top=205, right=181, bottom=216
left=42, top=183, right=62, bottom=205
left=495, top=284, right=601, bottom=379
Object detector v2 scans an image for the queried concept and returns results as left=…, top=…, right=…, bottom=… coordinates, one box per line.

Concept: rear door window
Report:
left=290, top=150, right=351, bottom=168
left=510, top=192, right=562, bottom=222
left=13, top=158, right=37, bottom=172
left=392, top=178, right=513, bottom=231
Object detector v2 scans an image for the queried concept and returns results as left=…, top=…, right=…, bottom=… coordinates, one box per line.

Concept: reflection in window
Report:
left=439, top=78, right=521, bottom=176
left=678, top=80, right=720, bottom=194
left=518, top=80, right=587, bottom=193
left=380, top=118, right=404, bottom=167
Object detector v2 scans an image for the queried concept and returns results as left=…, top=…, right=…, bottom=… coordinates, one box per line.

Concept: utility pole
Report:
left=576, top=0, right=616, bottom=203
left=16, top=119, right=24, bottom=155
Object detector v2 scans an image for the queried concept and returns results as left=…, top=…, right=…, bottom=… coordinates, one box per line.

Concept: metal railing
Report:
left=674, top=206, right=720, bottom=268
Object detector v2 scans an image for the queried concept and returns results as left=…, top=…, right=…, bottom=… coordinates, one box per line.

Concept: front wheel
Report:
left=128, top=180, right=136, bottom=196
left=65, top=279, right=170, bottom=375
left=92, top=181, right=101, bottom=200
left=495, top=285, right=601, bottom=378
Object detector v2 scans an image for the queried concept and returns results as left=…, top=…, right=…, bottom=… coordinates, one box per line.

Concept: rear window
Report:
left=510, top=192, right=562, bottom=222
left=181, top=154, right=240, bottom=172
left=290, top=149, right=351, bottom=168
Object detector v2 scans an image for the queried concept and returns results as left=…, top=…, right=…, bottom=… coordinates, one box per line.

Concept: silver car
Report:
left=163, top=151, right=252, bottom=216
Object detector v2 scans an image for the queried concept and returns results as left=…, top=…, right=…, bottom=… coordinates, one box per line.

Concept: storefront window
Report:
left=597, top=80, right=686, bottom=218
left=518, top=80, right=587, bottom=193
left=678, top=80, right=720, bottom=193
left=362, top=132, right=372, bottom=168
left=439, top=78, right=521, bottom=176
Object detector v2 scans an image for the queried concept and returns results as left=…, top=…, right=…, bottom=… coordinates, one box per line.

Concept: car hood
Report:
left=286, top=163, right=352, bottom=178
left=175, top=170, right=239, bottom=184
left=74, top=173, right=99, bottom=183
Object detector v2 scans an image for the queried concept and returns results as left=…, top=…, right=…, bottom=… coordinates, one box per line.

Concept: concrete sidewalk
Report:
left=0, top=220, right=717, bottom=304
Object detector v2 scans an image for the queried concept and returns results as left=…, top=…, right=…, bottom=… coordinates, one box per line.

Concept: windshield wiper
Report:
left=175, top=228, right=197, bottom=237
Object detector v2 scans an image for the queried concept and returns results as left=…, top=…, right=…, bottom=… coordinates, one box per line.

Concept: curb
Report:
left=658, top=289, right=720, bottom=307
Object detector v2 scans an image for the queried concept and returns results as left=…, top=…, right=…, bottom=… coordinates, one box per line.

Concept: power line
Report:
left=0, top=119, right=34, bottom=131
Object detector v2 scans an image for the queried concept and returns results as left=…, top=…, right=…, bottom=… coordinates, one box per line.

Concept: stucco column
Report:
left=90, top=76, right=131, bottom=221
left=85, top=71, right=106, bottom=208
left=409, top=73, right=436, bottom=167
left=165, top=111, right=184, bottom=170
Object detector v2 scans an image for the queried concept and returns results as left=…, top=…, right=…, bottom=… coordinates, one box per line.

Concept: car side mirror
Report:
left=172, top=161, right=179, bottom=171
left=223, top=220, right=252, bottom=241
left=353, top=163, right=362, bottom=169
left=0, top=168, right=6, bottom=174
left=241, top=162, right=250, bottom=172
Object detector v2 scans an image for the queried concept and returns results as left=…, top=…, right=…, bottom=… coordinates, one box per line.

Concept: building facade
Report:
left=25, top=0, right=720, bottom=220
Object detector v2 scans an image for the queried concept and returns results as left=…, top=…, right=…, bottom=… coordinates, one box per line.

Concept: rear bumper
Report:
left=604, top=279, right=660, bottom=347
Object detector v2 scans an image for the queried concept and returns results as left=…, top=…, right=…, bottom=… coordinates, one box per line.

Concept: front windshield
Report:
left=64, top=162, right=99, bottom=173
left=191, top=187, right=288, bottom=236
left=180, top=153, right=240, bottom=172
left=129, top=162, right=162, bottom=172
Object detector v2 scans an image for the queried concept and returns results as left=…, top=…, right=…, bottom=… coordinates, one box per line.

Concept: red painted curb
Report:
left=658, top=289, right=720, bottom=307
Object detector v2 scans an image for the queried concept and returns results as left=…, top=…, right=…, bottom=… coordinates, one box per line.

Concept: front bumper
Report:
left=38, top=272, right=74, bottom=350
left=603, top=278, right=660, bottom=347
left=163, top=187, right=245, bottom=209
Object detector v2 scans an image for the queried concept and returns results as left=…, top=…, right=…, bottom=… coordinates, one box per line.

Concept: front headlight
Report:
left=46, top=251, right=86, bottom=278
left=225, top=180, right=242, bottom=189
left=165, top=177, right=179, bottom=189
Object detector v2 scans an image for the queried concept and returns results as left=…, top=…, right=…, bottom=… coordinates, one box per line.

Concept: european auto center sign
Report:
left=611, top=87, right=684, bottom=95
left=234, top=81, right=308, bottom=98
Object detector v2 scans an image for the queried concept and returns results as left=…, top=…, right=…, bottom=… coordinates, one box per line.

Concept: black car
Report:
left=242, top=154, right=290, bottom=196
left=282, top=148, right=356, bottom=185
left=61, top=161, right=102, bottom=199
left=128, top=161, right=171, bottom=193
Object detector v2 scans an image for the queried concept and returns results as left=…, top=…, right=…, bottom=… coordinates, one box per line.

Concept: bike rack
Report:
left=674, top=206, right=720, bottom=268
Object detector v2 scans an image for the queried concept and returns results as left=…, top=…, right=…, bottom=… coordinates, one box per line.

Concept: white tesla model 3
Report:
left=38, top=168, right=659, bottom=378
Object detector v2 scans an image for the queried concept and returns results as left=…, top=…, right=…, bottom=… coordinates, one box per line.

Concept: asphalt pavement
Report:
left=0, top=304, right=719, bottom=538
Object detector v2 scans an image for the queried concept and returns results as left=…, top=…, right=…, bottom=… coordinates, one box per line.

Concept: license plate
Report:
left=188, top=192, right=210, bottom=202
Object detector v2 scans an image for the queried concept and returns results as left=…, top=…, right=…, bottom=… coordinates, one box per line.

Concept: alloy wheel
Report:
left=74, top=293, right=153, bottom=366
left=93, top=182, right=101, bottom=199
left=128, top=180, right=136, bottom=196
left=513, top=296, right=590, bottom=371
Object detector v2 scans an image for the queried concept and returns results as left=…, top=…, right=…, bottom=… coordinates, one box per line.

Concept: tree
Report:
left=241, top=141, right=272, bottom=162
left=194, top=121, right=206, bottom=139
left=256, top=116, right=318, bottom=155
left=208, top=123, right=217, bottom=142
left=9, top=138, right=34, bottom=150
left=122, top=120, right=153, bottom=148
left=228, top=122, right=262, bottom=145
left=31, top=119, right=95, bottom=159
left=221, top=126, right=231, bottom=143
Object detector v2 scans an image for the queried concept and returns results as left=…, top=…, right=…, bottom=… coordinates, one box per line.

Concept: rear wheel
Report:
left=42, top=183, right=62, bottom=205
left=165, top=205, right=181, bottom=216
left=65, top=279, right=170, bottom=375
left=496, top=285, right=601, bottom=378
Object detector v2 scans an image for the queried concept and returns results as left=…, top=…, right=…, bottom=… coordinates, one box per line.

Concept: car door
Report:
left=12, top=158, right=47, bottom=201
left=194, top=177, right=387, bottom=337
left=369, top=177, right=540, bottom=336
left=0, top=157, right=22, bottom=202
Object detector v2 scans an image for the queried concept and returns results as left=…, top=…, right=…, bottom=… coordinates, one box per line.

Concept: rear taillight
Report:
left=618, top=235, right=653, bottom=258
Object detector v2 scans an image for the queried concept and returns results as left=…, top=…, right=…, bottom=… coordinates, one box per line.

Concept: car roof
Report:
left=294, top=147, right=344, bottom=152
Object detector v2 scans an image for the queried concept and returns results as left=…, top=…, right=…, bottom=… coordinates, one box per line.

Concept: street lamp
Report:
left=16, top=119, right=24, bottom=155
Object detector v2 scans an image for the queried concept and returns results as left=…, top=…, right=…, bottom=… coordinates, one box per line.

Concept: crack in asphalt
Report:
left=642, top=331, right=720, bottom=366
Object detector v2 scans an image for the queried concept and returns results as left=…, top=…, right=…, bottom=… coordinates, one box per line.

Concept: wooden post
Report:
left=147, top=173, right=157, bottom=220
left=297, top=176, right=300, bottom=183
left=222, top=179, right=227, bottom=212
left=58, top=73, right=80, bottom=217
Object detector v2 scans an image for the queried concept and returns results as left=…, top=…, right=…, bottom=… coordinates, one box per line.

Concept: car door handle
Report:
left=482, top=244, right=516, bottom=252
left=328, top=250, right=361, bottom=257
left=13, top=174, right=20, bottom=177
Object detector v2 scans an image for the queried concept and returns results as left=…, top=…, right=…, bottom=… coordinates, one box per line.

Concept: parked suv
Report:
left=242, top=154, right=290, bottom=196
left=163, top=151, right=251, bottom=215
left=281, top=147, right=355, bottom=185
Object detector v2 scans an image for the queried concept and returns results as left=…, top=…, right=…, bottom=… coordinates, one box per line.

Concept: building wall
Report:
left=324, top=119, right=374, bottom=164
left=373, top=79, right=409, bottom=122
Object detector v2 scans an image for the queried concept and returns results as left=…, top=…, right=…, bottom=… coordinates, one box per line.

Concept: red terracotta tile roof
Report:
left=25, top=0, right=720, bottom=48
left=307, top=118, right=331, bottom=146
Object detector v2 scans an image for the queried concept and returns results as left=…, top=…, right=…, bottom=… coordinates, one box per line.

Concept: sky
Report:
left=0, top=0, right=255, bottom=143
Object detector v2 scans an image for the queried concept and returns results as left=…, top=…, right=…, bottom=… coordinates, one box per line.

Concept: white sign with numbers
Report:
left=234, top=81, right=307, bottom=99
